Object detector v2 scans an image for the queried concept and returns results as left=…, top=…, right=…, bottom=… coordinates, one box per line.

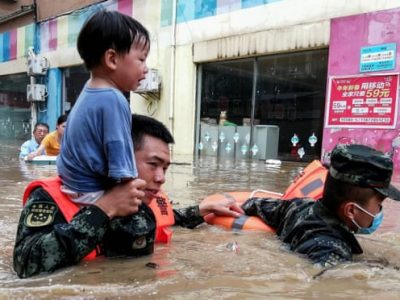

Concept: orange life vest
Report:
left=204, top=160, right=328, bottom=232
left=282, top=160, right=328, bottom=200
left=22, top=177, right=175, bottom=259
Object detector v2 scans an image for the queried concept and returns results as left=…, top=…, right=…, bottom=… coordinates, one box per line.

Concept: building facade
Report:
left=1, top=0, right=399, bottom=170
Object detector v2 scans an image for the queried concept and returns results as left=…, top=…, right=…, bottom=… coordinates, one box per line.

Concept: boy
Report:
left=242, top=144, right=400, bottom=266
left=57, top=10, right=149, bottom=204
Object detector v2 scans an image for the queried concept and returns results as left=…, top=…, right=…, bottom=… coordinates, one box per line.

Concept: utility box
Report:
left=27, top=56, right=49, bottom=76
left=27, top=84, right=47, bottom=102
left=253, top=125, right=279, bottom=160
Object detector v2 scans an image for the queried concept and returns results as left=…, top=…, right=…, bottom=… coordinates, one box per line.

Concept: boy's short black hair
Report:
left=57, top=114, right=68, bottom=125
left=77, top=10, right=150, bottom=70
left=131, top=114, right=174, bottom=150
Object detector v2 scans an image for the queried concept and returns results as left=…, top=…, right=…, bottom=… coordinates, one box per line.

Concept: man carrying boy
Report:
left=243, top=143, right=400, bottom=266
left=13, top=115, right=243, bottom=278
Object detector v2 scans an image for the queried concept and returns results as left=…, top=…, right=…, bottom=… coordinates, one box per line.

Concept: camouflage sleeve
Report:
left=242, top=197, right=295, bottom=228
left=294, top=234, right=353, bottom=267
left=173, top=206, right=205, bottom=229
left=13, top=187, right=110, bottom=278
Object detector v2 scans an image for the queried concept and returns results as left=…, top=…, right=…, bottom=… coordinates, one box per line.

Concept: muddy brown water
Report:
left=1, top=141, right=400, bottom=299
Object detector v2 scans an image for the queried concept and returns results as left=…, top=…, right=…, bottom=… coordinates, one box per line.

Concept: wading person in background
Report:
left=19, top=123, right=49, bottom=159
left=26, top=115, right=67, bottom=159
left=13, top=114, right=243, bottom=278
left=242, top=144, right=400, bottom=266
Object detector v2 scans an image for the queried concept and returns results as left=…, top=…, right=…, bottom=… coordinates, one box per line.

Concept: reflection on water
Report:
left=1, top=143, right=400, bottom=299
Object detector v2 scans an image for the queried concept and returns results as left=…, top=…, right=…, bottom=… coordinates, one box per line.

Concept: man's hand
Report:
left=26, top=152, right=37, bottom=161
left=199, top=196, right=244, bottom=218
left=95, top=179, right=146, bottom=219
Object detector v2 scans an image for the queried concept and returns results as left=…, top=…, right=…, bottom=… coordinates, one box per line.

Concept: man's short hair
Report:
left=132, top=114, right=174, bottom=150
left=77, top=10, right=150, bottom=70
left=33, top=122, right=49, bottom=132
left=321, top=174, right=384, bottom=211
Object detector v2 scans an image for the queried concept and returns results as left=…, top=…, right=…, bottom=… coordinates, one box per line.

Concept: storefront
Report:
left=1, top=0, right=399, bottom=168
left=0, top=73, right=31, bottom=141
left=196, top=49, right=328, bottom=162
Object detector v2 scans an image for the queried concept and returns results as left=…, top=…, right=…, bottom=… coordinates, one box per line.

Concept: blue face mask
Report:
left=351, top=203, right=383, bottom=234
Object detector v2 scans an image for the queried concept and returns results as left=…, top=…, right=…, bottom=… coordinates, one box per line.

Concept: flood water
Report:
left=1, top=141, right=400, bottom=299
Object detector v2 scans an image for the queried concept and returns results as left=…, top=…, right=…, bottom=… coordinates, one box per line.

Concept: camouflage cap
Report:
left=329, top=144, right=400, bottom=201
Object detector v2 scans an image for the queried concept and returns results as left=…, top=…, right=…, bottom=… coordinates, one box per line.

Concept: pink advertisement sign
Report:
left=324, top=8, right=400, bottom=173
left=326, top=73, right=399, bottom=128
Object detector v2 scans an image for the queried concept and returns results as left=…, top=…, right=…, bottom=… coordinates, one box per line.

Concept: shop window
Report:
left=255, top=49, right=328, bottom=161
left=0, top=73, right=31, bottom=142
left=63, top=64, right=130, bottom=112
left=63, top=65, right=90, bottom=112
left=200, top=59, right=253, bottom=126
left=197, top=49, right=328, bottom=162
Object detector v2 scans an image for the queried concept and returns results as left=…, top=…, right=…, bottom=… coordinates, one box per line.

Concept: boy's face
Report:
left=114, top=42, right=149, bottom=92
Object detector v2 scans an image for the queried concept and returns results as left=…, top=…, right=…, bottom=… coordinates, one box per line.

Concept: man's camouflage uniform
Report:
left=242, top=197, right=363, bottom=266
left=13, top=187, right=204, bottom=278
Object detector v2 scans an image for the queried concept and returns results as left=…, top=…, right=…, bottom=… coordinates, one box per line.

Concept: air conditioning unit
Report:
left=135, top=69, right=161, bottom=93
left=27, top=56, right=49, bottom=76
left=27, top=84, right=47, bottom=102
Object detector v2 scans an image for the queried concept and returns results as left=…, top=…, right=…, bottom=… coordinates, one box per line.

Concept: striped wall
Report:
left=0, top=24, right=34, bottom=62
left=0, top=0, right=133, bottom=62
left=0, top=0, right=283, bottom=62
left=161, top=0, right=282, bottom=26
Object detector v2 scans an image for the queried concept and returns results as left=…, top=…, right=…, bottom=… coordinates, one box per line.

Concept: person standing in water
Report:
left=19, top=122, right=49, bottom=159
left=26, top=115, right=67, bottom=159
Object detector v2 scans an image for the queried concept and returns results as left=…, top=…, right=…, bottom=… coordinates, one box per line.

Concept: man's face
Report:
left=352, top=195, right=385, bottom=229
left=33, top=125, right=49, bottom=144
left=135, top=135, right=171, bottom=204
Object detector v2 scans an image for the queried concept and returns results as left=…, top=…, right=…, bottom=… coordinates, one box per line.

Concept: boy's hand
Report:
left=95, top=178, right=146, bottom=218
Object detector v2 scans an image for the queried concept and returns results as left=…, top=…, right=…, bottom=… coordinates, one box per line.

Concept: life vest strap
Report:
left=231, top=215, right=248, bottom=230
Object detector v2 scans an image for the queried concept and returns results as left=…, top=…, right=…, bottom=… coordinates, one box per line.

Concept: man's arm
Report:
left=173, top=206, right=205, bottom=229
left=293, top=234, right=353, bottom=267
left=19, top=141, right=31, bottom=159
left=13, top=188, right=110, bottom=278
left=173, top=196, right=244, bottom=229
left=241, top=197, right=295, bottom=228
left=26, top=144, right=46, bottom=160
left=13, top=179, right=145, bottom=278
